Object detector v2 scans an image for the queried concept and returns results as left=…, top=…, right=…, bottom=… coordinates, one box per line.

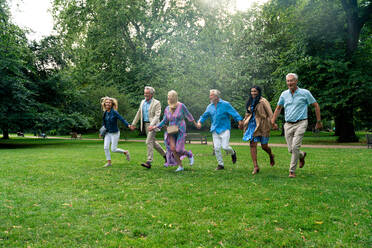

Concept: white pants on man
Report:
left=212, top=129, right=234, bottom=166
left=104, top=131, right=126, bottom=160
left=284, top=120, right=307, bottom=172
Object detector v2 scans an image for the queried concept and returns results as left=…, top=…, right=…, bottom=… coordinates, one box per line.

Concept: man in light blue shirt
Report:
left=197, top=89, right=243, bottom=170
left=271, top=73, right=322, bottom=178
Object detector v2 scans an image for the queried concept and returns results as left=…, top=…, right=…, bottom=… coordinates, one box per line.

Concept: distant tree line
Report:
left=1, top=0, right=371, bottom=141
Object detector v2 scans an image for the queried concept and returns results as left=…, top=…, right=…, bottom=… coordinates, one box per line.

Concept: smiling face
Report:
left=251, top=88, right=259, bottom=99
left=209, top=92, right=219, bottom=103
left=286, top=75, right=298, bottom=92
left=104, top=99, right=113, bottom=110
left=144, top=89, right=152, bottom=101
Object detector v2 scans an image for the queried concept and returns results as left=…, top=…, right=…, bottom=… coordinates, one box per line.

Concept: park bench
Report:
left=366, top=134, right=372, bottom=148
left=37, top=133, right=47, bottom=139
left=186, top=133, right=207, bottom=144
left=70, top=132, right=82, bottom=139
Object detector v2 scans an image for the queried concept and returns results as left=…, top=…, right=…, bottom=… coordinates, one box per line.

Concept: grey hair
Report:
left=210, top=89, right=221, bottom=97
left=286, top=73, right=298, bottom=80
left=144, top=86, right=155, bottom=95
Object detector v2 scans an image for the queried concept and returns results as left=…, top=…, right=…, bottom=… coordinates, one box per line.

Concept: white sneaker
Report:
left=103, top=163, right=112, bottom=168
left=189, top=155, right=194, bottom=166
left=124, top=151, right=130, bottom=161
left=175, top=166, right=184, bottom=172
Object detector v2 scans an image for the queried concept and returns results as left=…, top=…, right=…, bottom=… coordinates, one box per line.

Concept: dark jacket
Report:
left=102, top=109, right=129, bottom=133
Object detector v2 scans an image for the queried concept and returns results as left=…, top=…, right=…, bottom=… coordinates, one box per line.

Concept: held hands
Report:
left=128, top=125, right=136, bottom=131
left=271, top=119, right=279, bottom=130
left=238, top=121, right=243, bottom=130
left=196, top=122, right=202, bottom=129
left=148, top=125, right=155, bottom=132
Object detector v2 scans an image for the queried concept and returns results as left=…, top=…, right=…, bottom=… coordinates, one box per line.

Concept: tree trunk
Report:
left=335, top=108, right=358, bottom=142
left=2, top=129, right=9, bottom=139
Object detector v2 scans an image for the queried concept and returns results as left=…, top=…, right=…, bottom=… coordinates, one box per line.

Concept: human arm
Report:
left=149, top=100, right=162, bottom=127
left=312, top=102, right=322, bottom=129
left=271, top=105, right=283, bottom=130
left=227, top=102, right=243, bottom=128
left=130, top=102, right=142, bottom=130
left=115, top=111, right=129, bottom=128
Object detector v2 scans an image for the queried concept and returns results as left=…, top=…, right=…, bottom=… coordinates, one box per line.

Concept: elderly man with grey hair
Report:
left=271, top=73, right=322, bottom=178
left=197, top=89, right=243, bottom=170
left=129, top=86, right=166, bottom=168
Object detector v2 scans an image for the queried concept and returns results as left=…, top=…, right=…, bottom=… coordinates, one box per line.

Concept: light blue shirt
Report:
left=199, top=99, right=242, bottom=134
left=278, top=87, right=316, bottom=122
left=142, top=99, right=152, bottom=122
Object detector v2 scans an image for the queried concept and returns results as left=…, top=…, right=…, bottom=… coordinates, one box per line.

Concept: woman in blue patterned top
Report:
left=242, top=86, right=275, bottom=174
left=100, top=96, right=130, bottom=168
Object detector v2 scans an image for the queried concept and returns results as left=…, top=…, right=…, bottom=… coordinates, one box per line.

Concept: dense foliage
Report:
left=1, top=0, right=371, bottom=141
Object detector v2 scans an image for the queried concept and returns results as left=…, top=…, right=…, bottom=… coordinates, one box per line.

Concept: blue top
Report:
left=102, top=109, right=129, bottom=133
left=277, top=87, right=316, bottom=122
left=142, top=99, right=152, bottom=122
left=198, top=99, right=242, bottom=134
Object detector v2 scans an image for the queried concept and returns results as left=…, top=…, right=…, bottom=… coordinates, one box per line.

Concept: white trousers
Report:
left=104, top=131, right=125, bottom=160
left=212, top=130, right=234, bottom=166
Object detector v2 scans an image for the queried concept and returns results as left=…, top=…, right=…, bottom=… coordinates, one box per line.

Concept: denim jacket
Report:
left=102, top=110, right=129, bottom=133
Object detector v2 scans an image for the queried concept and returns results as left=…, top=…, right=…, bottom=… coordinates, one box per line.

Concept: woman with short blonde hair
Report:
left=100, top=96, right=131, bottom=167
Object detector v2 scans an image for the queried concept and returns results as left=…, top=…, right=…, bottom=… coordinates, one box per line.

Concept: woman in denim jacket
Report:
left=100, top=96, right=130, bottom=167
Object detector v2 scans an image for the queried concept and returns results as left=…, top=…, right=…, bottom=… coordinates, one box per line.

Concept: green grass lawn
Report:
left=0, top=138, right=371, bottom=247
left=22, top=129, right=368, bottom=146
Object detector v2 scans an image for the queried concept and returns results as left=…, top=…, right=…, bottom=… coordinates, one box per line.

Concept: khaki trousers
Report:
left=145, top=123, right=166, bottom=162
left=284, top=120, right=307, bottom=172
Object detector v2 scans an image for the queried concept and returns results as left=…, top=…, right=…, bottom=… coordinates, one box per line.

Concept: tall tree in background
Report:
left=259, top=0, right=372, bottom=141
left=0, top=0, right=36, bottom=139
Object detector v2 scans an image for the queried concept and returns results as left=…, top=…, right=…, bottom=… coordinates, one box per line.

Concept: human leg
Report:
left=261, top=143, right=275, bottom=166
left=250, top=141, right=259, bottom=174
left=168, top=134, right=182, bottom=170
left=103, top=133, right=112, bottom=166
left=290, top=120, right=307, bottom=172
left=212, top=131, right=224, bottom=168
left=110, top=131, right=130, bottom=161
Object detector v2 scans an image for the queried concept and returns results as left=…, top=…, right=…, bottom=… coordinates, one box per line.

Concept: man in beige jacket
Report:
left=129, top=86, right=166, bottom=168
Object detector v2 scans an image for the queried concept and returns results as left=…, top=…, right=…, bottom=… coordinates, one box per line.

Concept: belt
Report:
left=286, top=119, right=307, bottom=124
left=144, top=121, right=150, bottom=123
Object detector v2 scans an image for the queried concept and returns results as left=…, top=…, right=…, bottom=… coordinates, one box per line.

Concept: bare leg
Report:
left=168, top=134, right=182, bottom=167
left=261, top=143, right=275, bottom=166
left=250, top=142, right=259, bottom=174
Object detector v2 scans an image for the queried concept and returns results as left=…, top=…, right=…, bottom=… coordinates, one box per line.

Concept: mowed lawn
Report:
left=0, top=139, right=371, bottom=247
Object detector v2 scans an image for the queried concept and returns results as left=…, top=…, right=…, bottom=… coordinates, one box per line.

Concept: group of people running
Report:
left=100, top=73, right=322, bottom=178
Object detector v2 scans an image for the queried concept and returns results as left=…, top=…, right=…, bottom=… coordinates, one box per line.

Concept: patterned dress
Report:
left=243, top=105, right=270, bottom=144
left=157, top=102, right=194, bottom=166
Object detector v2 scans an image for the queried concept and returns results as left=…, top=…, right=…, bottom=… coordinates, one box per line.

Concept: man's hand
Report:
left=148, top=126, right=155, bottom=131
left=238, top=120, right=243, bottom=130
left=129, top=125, right=136, bottom=131
left=315, top=121, right=323, bottom=130
left=271, top=119, right=278, bottom=130
left=196, top=122, right=202, bottom=129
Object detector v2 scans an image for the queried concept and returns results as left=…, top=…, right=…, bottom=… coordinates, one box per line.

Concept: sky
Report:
left=9, top=0, right=269, bottom=42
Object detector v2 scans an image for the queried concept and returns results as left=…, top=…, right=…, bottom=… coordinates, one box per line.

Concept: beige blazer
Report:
left=132, top=98, right=162, bottom=132
left=243, top=97, right=273, bottom=137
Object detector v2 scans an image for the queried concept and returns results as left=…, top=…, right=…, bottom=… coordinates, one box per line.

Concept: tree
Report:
left=0, top=0, right=37, bottom=139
